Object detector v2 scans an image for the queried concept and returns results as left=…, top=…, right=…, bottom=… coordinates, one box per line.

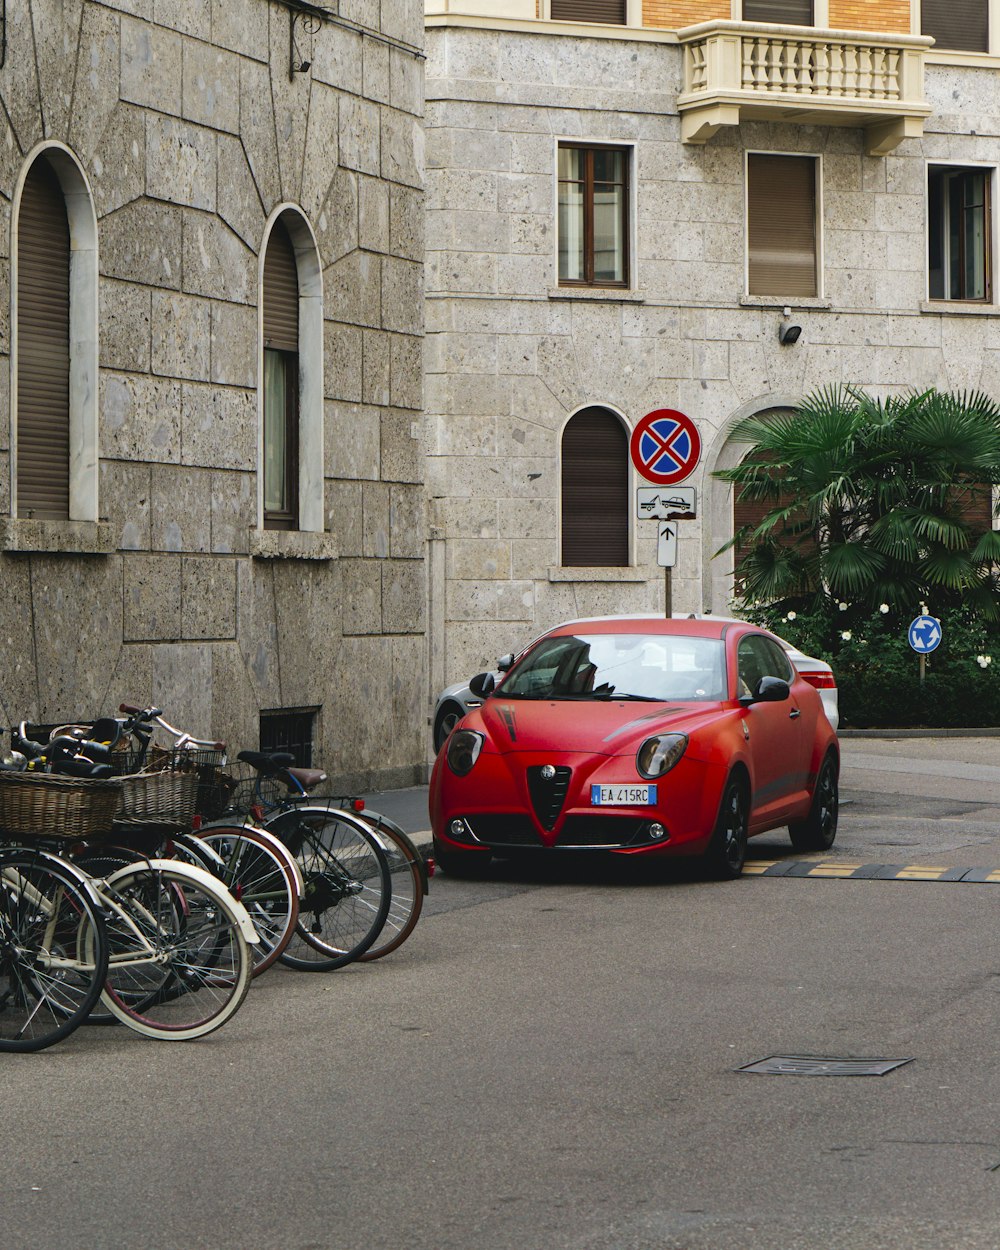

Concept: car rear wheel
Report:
left=433, top=837, right=491, bottom=879
left=789, top=751, right=839, bottom=852
left=433, top=703, right=465, bottom=753
left=704, top=774, right=749, bottom=880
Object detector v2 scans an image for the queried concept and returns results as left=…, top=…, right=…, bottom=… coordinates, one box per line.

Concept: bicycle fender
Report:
left=1, top=847, right=109, bottom=914
left=102, top=858, right=261, bottom=945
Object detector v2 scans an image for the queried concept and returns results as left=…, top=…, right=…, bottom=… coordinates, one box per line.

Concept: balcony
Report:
left=677, top=21, right=932, bottom=157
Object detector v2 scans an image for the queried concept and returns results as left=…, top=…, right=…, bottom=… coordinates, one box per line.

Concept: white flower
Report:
left=977, top=655, right=993, bottom=668
left=841, top=630, right=852, bottom=641
left=879, top=603, right=890, bottom=614
left=839, top=602, right=848, bottom=611
left=787, top=610, right=797, bottom=621
left=920, top=602, right=928, bottom=614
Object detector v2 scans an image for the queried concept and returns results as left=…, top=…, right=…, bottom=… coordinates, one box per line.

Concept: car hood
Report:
left=476, top=696, right=724, bottom=755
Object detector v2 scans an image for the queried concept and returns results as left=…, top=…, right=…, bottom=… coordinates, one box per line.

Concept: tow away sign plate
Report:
left=636, top=486, right=696, bottom=521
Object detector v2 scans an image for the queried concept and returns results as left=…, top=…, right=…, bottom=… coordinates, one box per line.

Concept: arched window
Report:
left=262, top=216, right=299, bottom=530
left=13, top=145, right=98, bottom=524
left=259, top=207, right=324, bottom=535
left=561, top=406, right=629, bottom=566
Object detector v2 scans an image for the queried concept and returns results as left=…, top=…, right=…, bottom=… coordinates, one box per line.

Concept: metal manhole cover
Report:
left=738, top=1055, right=915, bottom=1077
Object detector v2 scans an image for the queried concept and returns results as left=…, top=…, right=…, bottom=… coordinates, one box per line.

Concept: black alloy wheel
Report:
left=789, top=752, right=839, bottom=852
left=705, top=775, right=749, bottom=880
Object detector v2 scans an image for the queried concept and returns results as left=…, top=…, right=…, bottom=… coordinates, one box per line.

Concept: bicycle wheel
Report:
left=197, top=826, right=299, bottom=975
left=355, top=813, right=425, bottom=962
left=0, top=849, right=109, bottom=1052
left=98, top=860, right=255, bottom=1040
left=269, top=808, right=391, bottom=971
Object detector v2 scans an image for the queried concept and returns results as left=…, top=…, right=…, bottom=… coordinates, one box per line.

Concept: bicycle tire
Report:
left=98, top=860, right=255, bottom=1040
left=268, top=808, right=391, bottom=971
left=197, top=826, right=300, bottom=975
left=355, top=813, right=425, bottom=962
left=0, top=848, right=109, bottom=1052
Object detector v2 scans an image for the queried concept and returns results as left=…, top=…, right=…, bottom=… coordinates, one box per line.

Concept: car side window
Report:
left=762, top=638, right=793, bottom=682
left=737, top=637, right=766, bottom=696
left=738, top=634, right=791, bottom=696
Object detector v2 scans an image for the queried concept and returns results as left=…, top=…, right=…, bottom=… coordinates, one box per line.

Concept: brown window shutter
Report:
left=748, top=154, right=817, bottom=298
left=561, top=407, right=629, bottom=567
left=733, top=446, right=816, bottom=586
left=922, top=0, right=989, bottom=52
left=263, top=216, right=299, bottom=352
left=950, top=482, right=993, bottom=536
left=743, top=1, right=814, bottom=23
left=551, top=0, right=626, bottom=23
left=17, top=156, right=70, bottom=520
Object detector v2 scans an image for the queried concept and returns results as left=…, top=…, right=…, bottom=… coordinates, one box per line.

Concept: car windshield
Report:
left=498, top=632, right=727, bottom=702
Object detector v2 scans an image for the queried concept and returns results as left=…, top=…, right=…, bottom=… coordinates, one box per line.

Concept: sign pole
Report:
left=919, top=654, right=926, bottom=685
left=664, top=568, right=672, bottom=619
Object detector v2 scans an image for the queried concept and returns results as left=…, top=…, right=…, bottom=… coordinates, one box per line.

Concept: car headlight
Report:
left=446, top=730, right=485, bottom=777
left=636, top=733, right=688, bottom=779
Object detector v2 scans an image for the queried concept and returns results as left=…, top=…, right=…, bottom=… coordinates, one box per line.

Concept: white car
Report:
left=431, top=613, right=839, bottom=752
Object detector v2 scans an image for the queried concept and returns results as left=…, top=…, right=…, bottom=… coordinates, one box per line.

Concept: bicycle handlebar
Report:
left=118, top=703, right=225, bottom=753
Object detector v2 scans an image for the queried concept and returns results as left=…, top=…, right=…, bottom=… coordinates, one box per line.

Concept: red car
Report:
left=429, top=616, right=839, bottom=878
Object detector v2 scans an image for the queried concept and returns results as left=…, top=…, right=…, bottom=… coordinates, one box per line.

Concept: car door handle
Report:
left=789, top=707, right=801, bottom=719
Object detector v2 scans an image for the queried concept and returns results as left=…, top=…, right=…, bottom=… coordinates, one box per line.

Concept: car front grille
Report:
left=462, top=813, right=666, bottom=851
left=556, top=816, right=652, bottom=848
left=526, top=765, right=571, bottom=830
left=464, top=815, right=542, bottom=846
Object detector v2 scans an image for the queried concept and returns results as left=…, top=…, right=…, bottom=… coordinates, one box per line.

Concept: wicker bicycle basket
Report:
left=115, top=768, right=200, bottom=825
left=0, top=771, right=123, bottom=840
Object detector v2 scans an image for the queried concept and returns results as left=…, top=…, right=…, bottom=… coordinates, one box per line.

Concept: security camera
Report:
left=778, top=323, right=802, bottom=346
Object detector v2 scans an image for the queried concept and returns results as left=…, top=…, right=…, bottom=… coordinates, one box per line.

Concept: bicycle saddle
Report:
left=237, top=750, right=295, bottom=774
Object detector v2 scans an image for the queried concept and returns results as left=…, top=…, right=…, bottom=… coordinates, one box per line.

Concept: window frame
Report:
left=10, top=142, right=99, bottom=526
left=926, top=161, right=995, bottom=305
left=920, top=0, right=990, bottom=53
left=744, top=150, right=823, bottom=301
left=556, top=141, right=633, bottom=290
left=257, top=205, right=325, bottom=539
left=559, top=404, right=633, bottom=569
left=262, top=346, right=300, bottom=531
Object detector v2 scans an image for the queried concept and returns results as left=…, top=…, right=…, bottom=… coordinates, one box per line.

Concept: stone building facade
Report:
left=0, top=0, right=426, bottom=789
left=424, top=0, right=1000, bottom=694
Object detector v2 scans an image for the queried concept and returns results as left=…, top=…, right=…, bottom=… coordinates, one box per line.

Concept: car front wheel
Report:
left=789, top=752, right=839, bottom=852
left=704, top=774, right=749, bottom=880
left=433, top=703, right=465, bottom=753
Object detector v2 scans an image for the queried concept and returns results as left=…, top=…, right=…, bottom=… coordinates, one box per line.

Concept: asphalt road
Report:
left=4, top=738, right=1000, bottom=1250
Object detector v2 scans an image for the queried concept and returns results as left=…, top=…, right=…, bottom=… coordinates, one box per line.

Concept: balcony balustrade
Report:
left=677, top=21, right=932, bottom=156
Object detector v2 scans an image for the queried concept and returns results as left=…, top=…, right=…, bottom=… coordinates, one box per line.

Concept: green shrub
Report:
left=740, top=598, right=1000, bottom=728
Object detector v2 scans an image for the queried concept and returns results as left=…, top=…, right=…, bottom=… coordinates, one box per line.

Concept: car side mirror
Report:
left=496, top=653, right=514, bottom=672
left=469, top=672, right=496, bottom=698
left=741, top=675, right=790, bottom=705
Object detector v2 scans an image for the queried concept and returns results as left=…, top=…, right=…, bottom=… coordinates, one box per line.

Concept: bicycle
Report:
left=207, top=754, right=426, bottom=963
left=0, top=844, right=109, bottom=1051
left=0, top=728, right=260, bottom=1042
left=205, top=751, right=395, bottom=970
left=43, top=707, right=302, bottom=979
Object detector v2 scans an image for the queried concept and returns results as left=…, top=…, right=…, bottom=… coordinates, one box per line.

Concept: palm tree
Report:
left=715, top=386, right=1000, bottom=619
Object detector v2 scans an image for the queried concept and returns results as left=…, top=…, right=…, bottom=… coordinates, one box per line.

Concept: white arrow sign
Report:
left=907, top=614, right=942, bottom=653
left=657, top=522, right=677, bottom=568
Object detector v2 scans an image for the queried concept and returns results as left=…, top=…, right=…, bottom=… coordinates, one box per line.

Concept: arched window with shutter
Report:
left=258, top=206, right=324, bottom=536
left=13, top=146, right=98, bottom=524
left=262, top=216, right=300, bottom=530
left=561, top=406, right=629, bottom=567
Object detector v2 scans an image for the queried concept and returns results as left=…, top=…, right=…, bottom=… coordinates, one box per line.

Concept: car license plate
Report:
left=591, top=784, right=657, bottom=806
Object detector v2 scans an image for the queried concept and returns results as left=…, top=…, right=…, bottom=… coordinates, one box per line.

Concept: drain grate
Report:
left=738, top=1054, right=914, bottom=1077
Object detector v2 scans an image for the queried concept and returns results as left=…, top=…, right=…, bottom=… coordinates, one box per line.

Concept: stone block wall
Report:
left=0, top=0, right=427, bottom=789
left=426, top=21, right=1000, bottom=688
